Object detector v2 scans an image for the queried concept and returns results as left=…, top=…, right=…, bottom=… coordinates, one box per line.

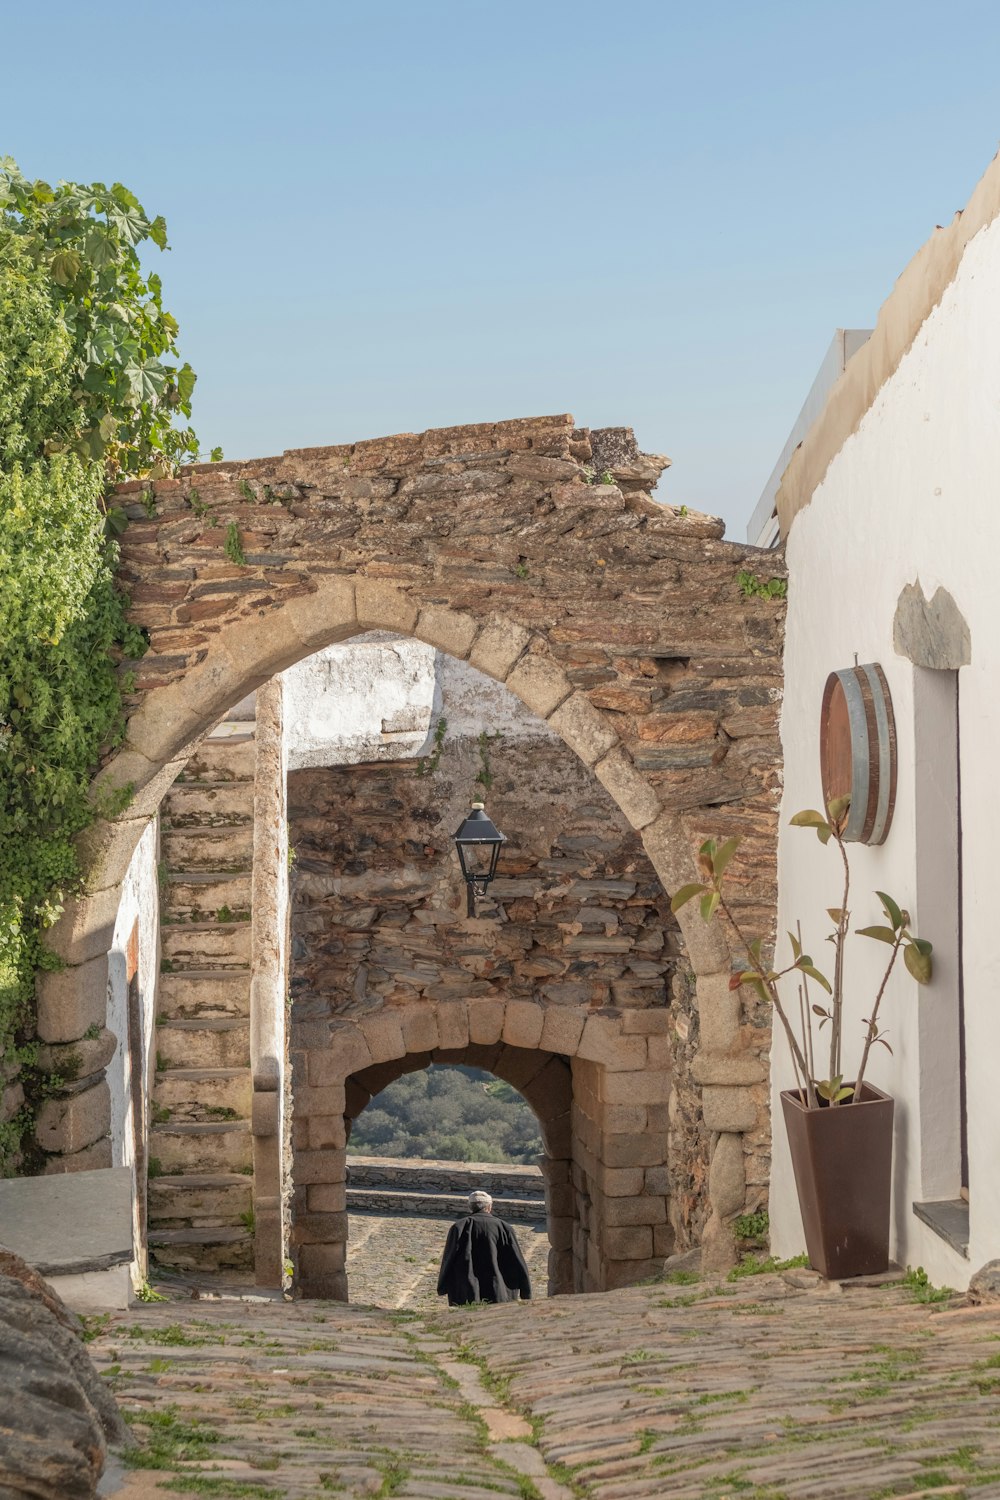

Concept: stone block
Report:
left=468, top=999, right=505, bottom=1045
left=604, top=1224, right=653, bottom=1260
left=548, top=693, right=618, bottom=767
left=494, top=1044, right=549, bottom=1090
left=294, top=1082, right=346, bottom=1119
left=692, top=1051, right=767, bottom=1086
left=251, top=1091, right=280, bottom=1138
left=43, top=889, right=121, bottom=968
left=541, top=1111, right=572, bottom=1159
left=697, top=973, right=743, bottom=1053
left=652, top=1222, right=676, bottom=1258
left=414, top=605, right=478, bottom=658
left=40, top=1137, right=113, bottom=1174
left=600, top=1069, right=670, bottom=1105
left=576, top=1015, right=646, bottom=1071
left=702, top=1085, right=757, bottom=1133
left=644, top=1165, right=670, bottom=1195
left=600, top=1134, right=665, bottom=1169
left=36, top=1027, right=116, bottom=1080
left=505, top=655, right=572, bottom=718
left=290, top=1211, right=349, bottom=1245
left=469, top=617, right=531, bottom=681
left=293, top=1148, right=346, bottom=1185
left=602, top=1104, right=648, bottom=1133
left=297, top=1242, right=347, bottom=1299
left=603, top=1257, right=659, bottom=1289
left=434, top=1002, right=470, bottom=1051
left=544, top=1181, right=575, bottom=1217
left=308, top=1114, right=348, bottom=1150
left=593, top=747, right=660, bottom=830
left=709, top=1131, right=747, bottom=1218
left=35, top=1082, right=110, bottom=1156
left=280, top=578, right=359, bottom=650
left=601, top=1194, right=667, bottom=1227
left=548, top=1215, right=574, bottom=1251
left=621, top=1009, right=671, bottom=1035
left=646, top=1035, right=672, bottom=1069
left=521, top=1057, right=572, bottom=1114
left=358, top=1011, right=407, bottom=1064
left=307, top=1182, right=346, bottom=1213
left=538, top=1007, right=587, bottom=1056
left=595, top=1165, right=645, bottom=1197
left=355, top=580, right=419, bottom=634
left=501, top=1000, right=544, bottom=1050
left=308, top=1028, right=372, bottom=1086
left=400, top=1008, right=439, bottom=1054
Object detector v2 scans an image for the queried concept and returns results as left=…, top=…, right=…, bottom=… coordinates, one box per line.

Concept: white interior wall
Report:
left=775, top=212, right=1000, bottom=1286
left=106, top=817, right=159, bottom=1272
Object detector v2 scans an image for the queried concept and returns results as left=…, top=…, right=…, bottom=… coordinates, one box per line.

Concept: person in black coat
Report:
left=436, top=1190, right=532, bottom=1306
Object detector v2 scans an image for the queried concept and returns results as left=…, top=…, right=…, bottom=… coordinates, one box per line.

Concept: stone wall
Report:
left=288, top=722, right=710, bottom=1256
left=44, top=413, right=785, bottom=1283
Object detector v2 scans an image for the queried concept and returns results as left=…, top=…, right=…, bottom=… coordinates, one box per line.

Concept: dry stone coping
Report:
left=0, top=1168, right=133, bottom=1278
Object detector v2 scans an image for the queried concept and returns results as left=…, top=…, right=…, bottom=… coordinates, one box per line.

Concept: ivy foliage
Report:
left=0, top=160, right=203, bottom=1172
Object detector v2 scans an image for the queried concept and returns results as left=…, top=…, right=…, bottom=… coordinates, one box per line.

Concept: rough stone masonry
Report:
left=37, top=414, right=784, bottom=1289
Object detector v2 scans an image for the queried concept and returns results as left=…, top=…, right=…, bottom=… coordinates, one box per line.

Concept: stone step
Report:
left=153, top=1067, right=252, bottom=1121
left=161, top=782, right=255, bottom=827
left=163, top=872, right=252, bottom=922
left=346, top=1187, right=547, bottom=1222
left=156, top=1019, right=251, bottom=1071
left=148, top=1223, right=254, bottom=1273
left=161, top=925, right=252, bottom=969
left=148, top=1172, right=253, bottom=1226
left=150, top=1120, right=253, bottom=1175
left=160, top=824, right=254, bottom=874
left=158, top=971, right=251, bottom=1021
left=181, top=735, right=256, bottom=784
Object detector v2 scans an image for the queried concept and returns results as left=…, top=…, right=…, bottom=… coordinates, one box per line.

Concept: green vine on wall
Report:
left=475, top=730, right=502, bottom=791
left=416, top=717, right=448, bottom=777
left=0, top=159, right=207, bottom=1173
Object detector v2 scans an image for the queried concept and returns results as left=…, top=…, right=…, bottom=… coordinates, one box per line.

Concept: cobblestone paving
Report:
left=346, top=1208, right=551, bottom=1311
left=91, top=1266, right=1000, bottom=1500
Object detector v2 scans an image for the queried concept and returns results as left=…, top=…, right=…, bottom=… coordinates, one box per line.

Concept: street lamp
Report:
left=452, top=801, right=506, bottom=917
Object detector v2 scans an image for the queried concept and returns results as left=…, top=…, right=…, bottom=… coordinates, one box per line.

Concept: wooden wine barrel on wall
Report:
left=819, top=663, right=897, bottom=845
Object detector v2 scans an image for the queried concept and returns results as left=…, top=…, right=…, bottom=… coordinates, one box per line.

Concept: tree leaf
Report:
left=797, top=961, right=832, bottom=994
left=787, top=929, right=802, bottom=961
left=904, top=943, right=933, bottom=984
left=699, top=890, right=720, bottom=923
left=713, top=836, right=740, bottom=879
left=50, top=249, right=82, bottom=287
left=670, top=883, right=704, bottom=914
left=827, top=793, right=851, bottom=823
left=857, top=925, right=897, bottom=945
left=877, top=891, right=904, bottom=931
left=827, top=908, right=844, bottom=925
left=176, top=363, right=196, bottom=403
left=790, top=808, right=830, bottom=831
left=124, top=360, right=168, bottom=403
left=149, top=214, right=168, bottom=250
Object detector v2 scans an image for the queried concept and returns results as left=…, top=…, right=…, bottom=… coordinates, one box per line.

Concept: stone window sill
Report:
left=912, top=1199, right=969, bottom=1258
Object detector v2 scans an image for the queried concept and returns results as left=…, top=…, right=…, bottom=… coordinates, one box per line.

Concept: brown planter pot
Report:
left=780, top=1082, right=894, bottom=1280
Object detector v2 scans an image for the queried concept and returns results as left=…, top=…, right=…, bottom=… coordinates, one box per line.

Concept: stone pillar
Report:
left=250, top=678, right=288, bottom=1286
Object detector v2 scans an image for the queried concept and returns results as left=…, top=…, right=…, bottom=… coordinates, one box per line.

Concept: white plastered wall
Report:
left=106, top=817, right=159, bottom=1269
left=774, top=213, right=1000, bottom=1287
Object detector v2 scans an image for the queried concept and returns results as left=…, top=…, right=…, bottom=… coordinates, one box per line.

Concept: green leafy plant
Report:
left=672, top=795, right=933, bottom=1108
left=475, top=729, right=502, bottom=791
left=734, top=1210, right=769, bottom=1241
left=416, top=716, right=447, bottom=777
left=737, top=569, right=787, bottom=600
left=902, top=1265, right=953, bottom=1304
left=224, top=521, right=246, bottom=565
left=135, top=1280, right=168, bottom=1303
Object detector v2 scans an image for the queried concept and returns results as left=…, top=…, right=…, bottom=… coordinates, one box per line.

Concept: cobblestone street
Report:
left=93, top=1255, right=1000, bottom=1500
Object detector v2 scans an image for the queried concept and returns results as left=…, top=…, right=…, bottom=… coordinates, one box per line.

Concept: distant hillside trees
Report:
left=349, top=1065, right=543, bottom=1165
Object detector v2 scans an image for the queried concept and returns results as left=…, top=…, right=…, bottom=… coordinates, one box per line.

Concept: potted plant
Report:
left=671, top=795, right=933, bottom=1279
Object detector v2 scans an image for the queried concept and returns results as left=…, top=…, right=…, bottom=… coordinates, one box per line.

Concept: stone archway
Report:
left=40, top=414, right=783, bottom=1274
left=291, top=1002, right=668, bottom=1298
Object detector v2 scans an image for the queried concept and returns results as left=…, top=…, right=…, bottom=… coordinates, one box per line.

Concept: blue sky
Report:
left=4, top=1, right=999, bottom=534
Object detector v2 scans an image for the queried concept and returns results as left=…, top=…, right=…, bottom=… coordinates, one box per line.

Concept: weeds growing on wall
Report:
left=0, top=159, right=206, bottom=1171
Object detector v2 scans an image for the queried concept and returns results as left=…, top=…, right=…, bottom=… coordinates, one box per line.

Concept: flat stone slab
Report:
left=0, top=1166, right=133, bottom=1275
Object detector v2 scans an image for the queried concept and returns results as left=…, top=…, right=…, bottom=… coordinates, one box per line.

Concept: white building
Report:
left=766, top=149, right=1000, bottom=1288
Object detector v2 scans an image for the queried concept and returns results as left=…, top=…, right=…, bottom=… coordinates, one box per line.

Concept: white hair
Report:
left=468, top=1190, right=493, bottom=1212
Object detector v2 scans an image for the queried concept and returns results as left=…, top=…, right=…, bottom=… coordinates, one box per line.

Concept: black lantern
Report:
left=452, top=801, right=506, bottom=916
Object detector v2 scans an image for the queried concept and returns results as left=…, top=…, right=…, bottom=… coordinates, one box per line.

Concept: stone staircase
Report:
left=148, top=726, right=257, bottom=1273
left=346, top=1157, right=547, bottom=1222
